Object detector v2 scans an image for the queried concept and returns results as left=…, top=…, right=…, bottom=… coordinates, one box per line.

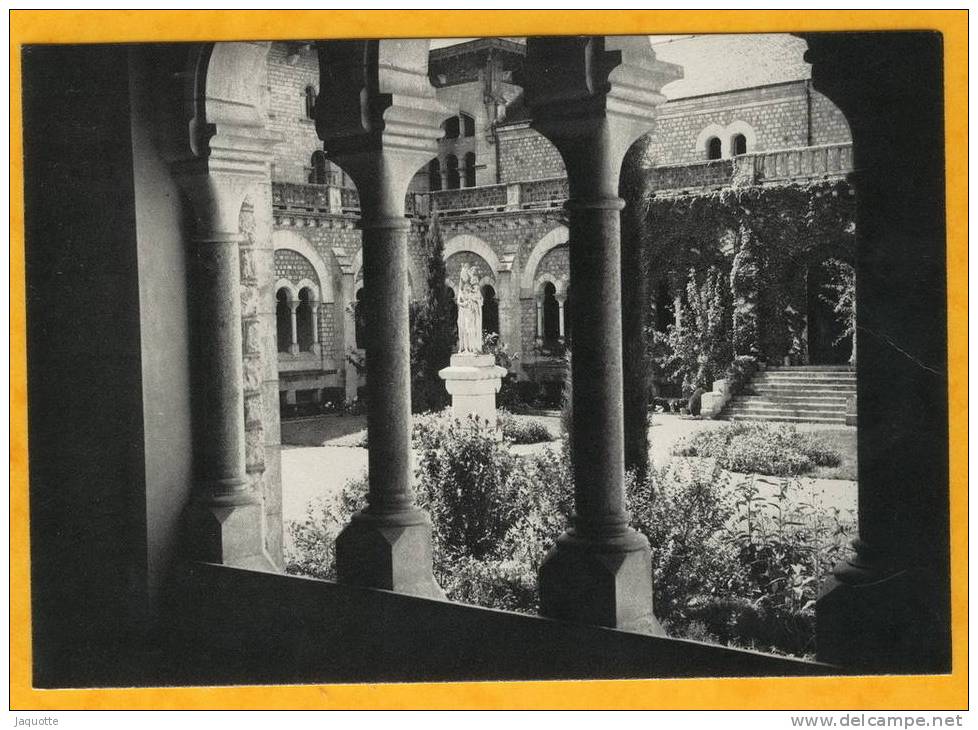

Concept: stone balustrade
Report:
left=272, top=144, right=852, bottom=222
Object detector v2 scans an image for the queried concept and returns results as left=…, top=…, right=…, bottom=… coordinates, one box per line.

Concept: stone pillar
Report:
left=535, top=299, right=544, bottom=339
left=440, top=353, right=507, bottom=422
left=340, top=272, right=359, bottom=403
left=805, top=32, right=950, bottom=673
left=310, top=300, right=321, bottom=355
left=177, top=173, right=276, bottom=571
left=556, top=295, right=567, bottom=340
left=317, top=39, right=449, bottom=598
left=287, top=301, right=300, bottom=354
left=521, top=36, right=680, bottom=633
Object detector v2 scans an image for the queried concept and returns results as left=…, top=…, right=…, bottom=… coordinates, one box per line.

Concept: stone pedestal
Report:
left=439, top=353, right=507, bottom=423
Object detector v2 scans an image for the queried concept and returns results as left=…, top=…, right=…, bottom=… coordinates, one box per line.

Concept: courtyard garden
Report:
left=282, top=408, right=856, bottom=659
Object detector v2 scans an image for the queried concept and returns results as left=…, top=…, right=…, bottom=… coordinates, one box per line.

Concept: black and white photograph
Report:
left=16, top=12, right=958, bottom=704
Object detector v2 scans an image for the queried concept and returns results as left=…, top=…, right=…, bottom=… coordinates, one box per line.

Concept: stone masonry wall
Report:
left=496, top=124, right=565, bottom=183
left=274, top=249, right=319, bottom=289
left=266, top=43, right=322, bottom=185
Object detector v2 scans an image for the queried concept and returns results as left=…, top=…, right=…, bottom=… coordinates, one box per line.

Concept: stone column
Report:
left=287, top=301, right=300, bottom=354
left=340, top=272, right=359, bottom=403
left=521, top=36, right=680, bottom=633
left=310, top=300, right=321, bottom=355
left=317, top=39, right=449, bottom=598
left=535, top=299, right=544, bottom=339
left=556, top=294, right=567, bottom=340
left=804, top=32, right=950, bottom=673
left=177, top=173, right=276, bottom=571
left=165, top=41, right=280, bottom=572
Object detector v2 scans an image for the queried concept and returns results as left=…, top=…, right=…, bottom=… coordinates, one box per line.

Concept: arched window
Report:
left=297, top=288, right=315, bottom=352
left=443, top=116, right=460, bottom=140
left=542, top=282, right=560, bottom=344
left=354, top=288, right=366, bottom=349
left=706, top=136, right=722, bottom=160
left=732, top=133, right=748, bottom=156
left=481, top=284, right=498, bottom=338
left=304, top=85, right=317, bottom=119
left=276, top=288, right=293, bottom=353
left=463, top=152, right=477, bottom=188
left=460, top=113, right=476, bottom=137
left=428, top=158, right=442, bottom=192
left=445, top=155, right=460, bottom=190
left=310, top=151, right=328, bottom=185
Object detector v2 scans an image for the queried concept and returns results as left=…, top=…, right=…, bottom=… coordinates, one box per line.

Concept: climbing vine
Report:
left=641, top=180, right=856, bottom=391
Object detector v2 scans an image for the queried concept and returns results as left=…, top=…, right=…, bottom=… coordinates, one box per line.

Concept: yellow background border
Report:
left=8, top=9, right=968, bottom=710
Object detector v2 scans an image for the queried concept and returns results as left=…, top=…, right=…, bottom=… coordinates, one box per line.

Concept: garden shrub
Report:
left=725, top=355, right=759, bottom=395
left=285, top=412, right=851, bottom=658
left=497, top=411, right=554, bottom=444
left=670, top=423, right=841, bottom=477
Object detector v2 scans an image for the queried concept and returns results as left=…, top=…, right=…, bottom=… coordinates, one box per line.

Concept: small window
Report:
left=706, top=137, right=722, bottom=160
left=310, top=151, right=328, bottom=185
left=276, top=288, right=293, bottom=353
left=304, top=85, right=317, bottom=119
left=428, top=158, right=442, bottom=192
left=443, top=116, right=460, bottom=140
left=461, top=113, right=476, bottom=137
left=445, top=155, right=460, bottom=190
left=732, top=133, right=748, bottom=156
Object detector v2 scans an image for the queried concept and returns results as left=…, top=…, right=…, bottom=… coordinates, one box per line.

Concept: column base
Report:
left=816, top=567, right=950, bottom=673
left=185, top=499, right=277, bottom=571
left=539, top=527, right=664, bottom=635
left=335, top=509, right=445, bottom=599
left=439, top=353, right=507, bottom=423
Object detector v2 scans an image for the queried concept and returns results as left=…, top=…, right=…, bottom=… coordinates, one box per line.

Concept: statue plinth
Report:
left=439, top=353, right=507, bottom=423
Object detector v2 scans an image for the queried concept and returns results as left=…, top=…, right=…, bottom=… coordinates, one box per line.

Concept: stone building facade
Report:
left=268, top=38, right=852, bottom=411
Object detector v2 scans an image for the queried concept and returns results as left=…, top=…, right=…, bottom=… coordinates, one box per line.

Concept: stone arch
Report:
left=275, top=279, right=298, bottom=301
left=272, top=229, right=335, bottom=302
left=296, top=278, right=320, bottom=302
left=443, top=234, right=501, bottom=276
left=521, top=225, right=569, bottom=296
left=696, top=123, right=727, bottom=159
left=725, top=120, right=757, bottom=156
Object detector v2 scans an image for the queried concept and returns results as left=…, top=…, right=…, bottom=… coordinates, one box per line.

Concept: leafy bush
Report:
left=671, top=423, right=841, bottom=477
left=497, top=411, right=554, bottom=444
left=285, top=412, right=852, bottom=658
left=725, top=355, right=759, bottom=395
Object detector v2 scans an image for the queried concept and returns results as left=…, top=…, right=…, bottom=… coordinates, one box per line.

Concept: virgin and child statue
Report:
left=455, top=264, right=484, bottom=354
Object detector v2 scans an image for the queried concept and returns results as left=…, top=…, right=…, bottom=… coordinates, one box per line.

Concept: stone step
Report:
left=739, top=393, right=848, bottom=403
left=744, top=383, right=856, bottom=395
left=765, top=365, right=855, bottom=372
left=720, top=413, right=847, bottom=425
left=754, top=373, right=856, bottom=382
left=731, top=400, right=847, bottom=412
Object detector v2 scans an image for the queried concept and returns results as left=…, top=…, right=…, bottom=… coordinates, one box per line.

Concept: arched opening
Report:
left=806, top=260, right=852, bottom=365
left=463, top=152, right=477, bottom=188
left=310, top=150, right=328, bottom=185
left=297, top=287, right=315, bottom=352
left=460, top=112, right=475, bottom=137
left=354, top=288, right=366, bottom=349
left=732, top=133, right=748, bottom=156
left=481, top=284, right=498, bottom=338
left=304, top=84, right=316, bottom=119
left=706, top=136, right=722, bottom=160
left=428, top=158, right=442, bottom=191
left=443, top=116, right=460, bottom=140
left=541, top=282, right=560, bottom=345
left=653, top=278, right=675, bottom=332
left=276, top=288, right=293, bottom=353
left=445, top=154, right=460, bottom=190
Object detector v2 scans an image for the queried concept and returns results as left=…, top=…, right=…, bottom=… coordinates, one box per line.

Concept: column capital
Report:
left=520, top=36, right=681, bottom=197
left=316, top=40, right=452, bottom=216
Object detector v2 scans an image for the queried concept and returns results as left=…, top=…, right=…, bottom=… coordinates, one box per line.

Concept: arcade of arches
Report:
left=22, top=32, right=952, bottom=687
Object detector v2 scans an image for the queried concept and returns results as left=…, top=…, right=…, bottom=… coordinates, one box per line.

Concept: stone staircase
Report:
left=720, top=365, right=856, bottom=425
